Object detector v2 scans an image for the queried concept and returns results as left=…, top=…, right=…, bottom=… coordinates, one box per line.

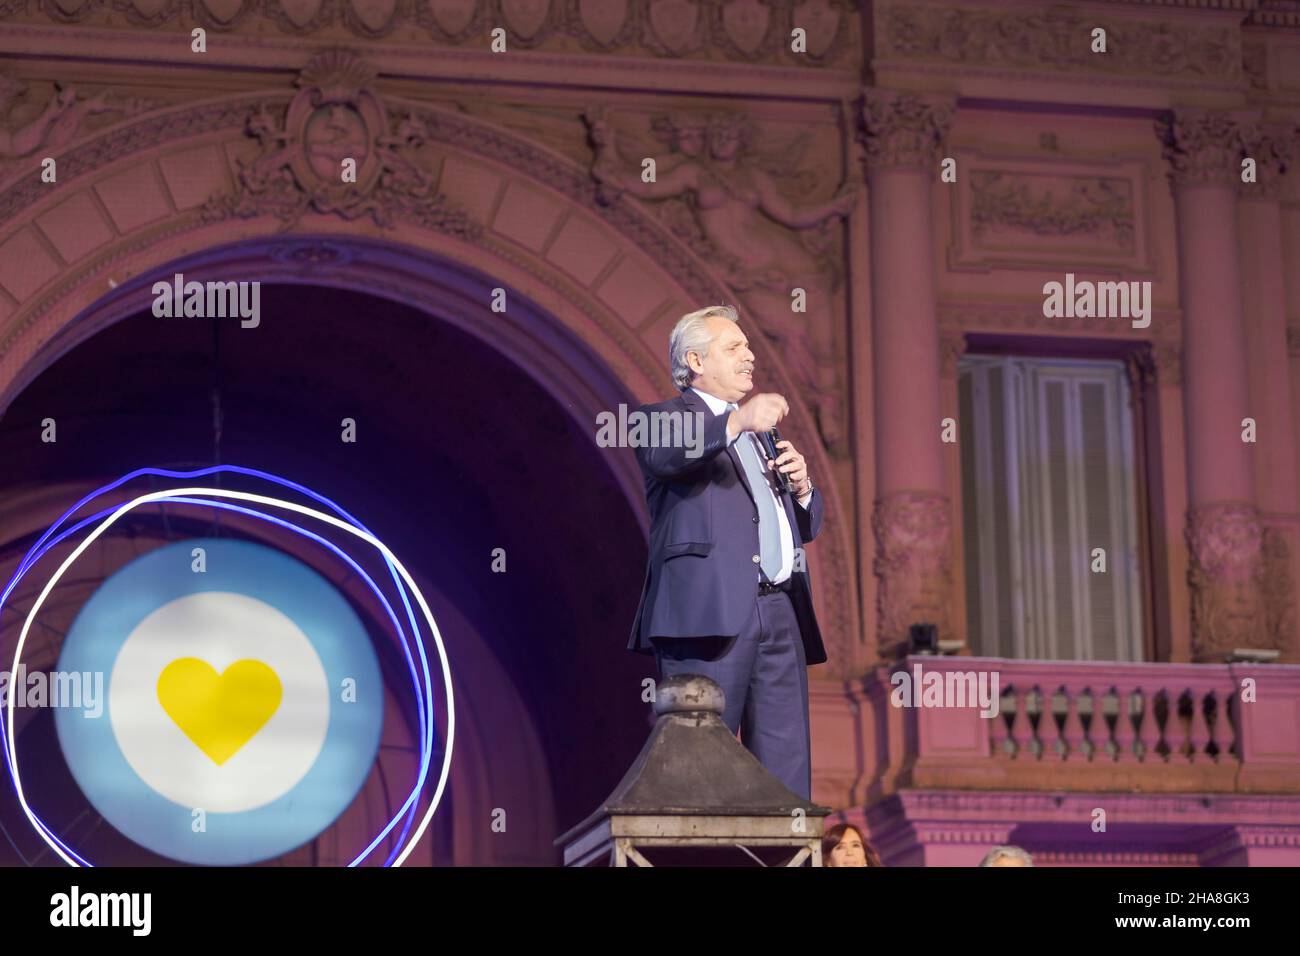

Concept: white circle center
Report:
left=109, top=591, right=329, bottom=813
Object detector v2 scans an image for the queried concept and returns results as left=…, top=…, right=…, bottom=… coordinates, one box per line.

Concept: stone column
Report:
left=1237, top=124, right=1299, bottom=660
left=860, top=90, right=955, bottom=658
left=939, top=328, right=969, bottom=650
left=1158, top=110, right=1271, bottom=661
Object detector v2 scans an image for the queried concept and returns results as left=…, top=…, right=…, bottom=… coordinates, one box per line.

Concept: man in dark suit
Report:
left=628, top=305, right=825, bottom=799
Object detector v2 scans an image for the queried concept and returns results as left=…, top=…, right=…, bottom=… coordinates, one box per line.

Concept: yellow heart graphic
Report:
left=157, top=658, right=283, bottom=766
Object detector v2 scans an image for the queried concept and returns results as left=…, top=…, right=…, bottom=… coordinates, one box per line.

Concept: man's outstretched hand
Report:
left=727, top=392, right=788, bottom=441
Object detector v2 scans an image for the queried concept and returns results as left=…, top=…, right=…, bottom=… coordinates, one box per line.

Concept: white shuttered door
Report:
left=959, top=356, right=1143, bottom=662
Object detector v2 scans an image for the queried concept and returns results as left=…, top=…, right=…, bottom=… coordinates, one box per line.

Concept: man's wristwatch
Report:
left=798, top=477, right=814, bottom=500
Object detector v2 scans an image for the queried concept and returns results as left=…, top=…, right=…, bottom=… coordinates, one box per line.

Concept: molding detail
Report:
left=938, top=303, right=1183, bottom=344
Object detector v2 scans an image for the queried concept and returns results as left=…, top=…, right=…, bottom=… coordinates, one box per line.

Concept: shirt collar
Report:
left=690, top=387, right=735, bottom=416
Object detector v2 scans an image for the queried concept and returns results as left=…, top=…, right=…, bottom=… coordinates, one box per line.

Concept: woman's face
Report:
left=829, top=829, right=868, bottom=867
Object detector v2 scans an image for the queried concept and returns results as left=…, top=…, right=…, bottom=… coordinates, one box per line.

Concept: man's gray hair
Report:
left=979, top=846, right=1034, bottom=867
left=669, top=305, right=738, bottom=390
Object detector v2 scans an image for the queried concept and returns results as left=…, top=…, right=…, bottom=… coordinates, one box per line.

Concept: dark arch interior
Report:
left=0, top=280, right=653, bottom=864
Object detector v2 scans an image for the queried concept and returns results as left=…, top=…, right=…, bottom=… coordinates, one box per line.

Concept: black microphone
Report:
left=757, top=427, right=791, bottom=494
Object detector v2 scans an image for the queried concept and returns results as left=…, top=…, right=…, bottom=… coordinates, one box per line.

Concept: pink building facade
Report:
left=0, top=0, right=1298, bottom=864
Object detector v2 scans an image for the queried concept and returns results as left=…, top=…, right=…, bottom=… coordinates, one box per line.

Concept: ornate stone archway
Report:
left=0, top=49, right=860, bottom=673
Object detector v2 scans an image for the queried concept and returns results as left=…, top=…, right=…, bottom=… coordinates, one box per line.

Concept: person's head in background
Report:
left=979, top=845, right=1034, bottom=867
left=822, top=823, right=883, bottom=867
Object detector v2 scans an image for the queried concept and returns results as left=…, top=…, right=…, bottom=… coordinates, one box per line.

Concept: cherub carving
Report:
left=585, top=107, right=855, bottom=449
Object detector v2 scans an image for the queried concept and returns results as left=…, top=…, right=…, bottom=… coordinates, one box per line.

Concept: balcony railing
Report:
left=834, top=656, right=1300, bottom=798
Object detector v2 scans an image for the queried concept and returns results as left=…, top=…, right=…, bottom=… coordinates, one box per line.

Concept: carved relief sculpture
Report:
left=873, top=491, right=954, bottom=658
left=200, top=50, right=480, bottom=238
left=0, top=74, right=155, bottom=163
left=584, top=106, right=855, bottom=451
left=1184, top=502, right=1289, bottom=660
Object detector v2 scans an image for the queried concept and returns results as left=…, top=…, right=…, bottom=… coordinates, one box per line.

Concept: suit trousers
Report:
left=653, top=589, right=811, bottom=800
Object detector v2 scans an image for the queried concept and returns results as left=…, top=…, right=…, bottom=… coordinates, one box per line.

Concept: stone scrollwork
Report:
left=199, top=50, right=481, bottom=237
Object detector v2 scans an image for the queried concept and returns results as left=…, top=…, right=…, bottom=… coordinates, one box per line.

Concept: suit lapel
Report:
left=726, top=440, right=758, bottom=509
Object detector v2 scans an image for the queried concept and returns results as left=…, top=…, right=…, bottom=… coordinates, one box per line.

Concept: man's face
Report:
left=689, top=316, right=753, bottom=403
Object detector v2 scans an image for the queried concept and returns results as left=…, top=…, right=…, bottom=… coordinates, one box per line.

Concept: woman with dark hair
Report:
left=822, top=823, right=882, bottom=867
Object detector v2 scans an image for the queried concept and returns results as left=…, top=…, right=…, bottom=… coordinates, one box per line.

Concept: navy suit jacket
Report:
left=628, top=387, right=828, bottom=666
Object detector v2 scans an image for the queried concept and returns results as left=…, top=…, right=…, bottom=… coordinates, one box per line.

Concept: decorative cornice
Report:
left=1246, top=0, right=1300, bottom=29
left=878, top=2, right=1243, bottom=84
left=0, top=0, right=859, bottom=68
left=1095, top=0, right=1256, bottom=8
left=938, top=303, right=1183, bottom=343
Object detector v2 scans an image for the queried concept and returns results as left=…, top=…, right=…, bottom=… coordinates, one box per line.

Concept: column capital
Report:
left=1156, top=108, right=1258, bottom=189
left=1152, top=341, right=1183, bottom=387
left=938, top=331, right=967, bottom=380
left=859, top=89, right=955, bottom=172
left=1238, top=122, right=1296, bottom=201
left=1125, top=342, right=1182, bottom=389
